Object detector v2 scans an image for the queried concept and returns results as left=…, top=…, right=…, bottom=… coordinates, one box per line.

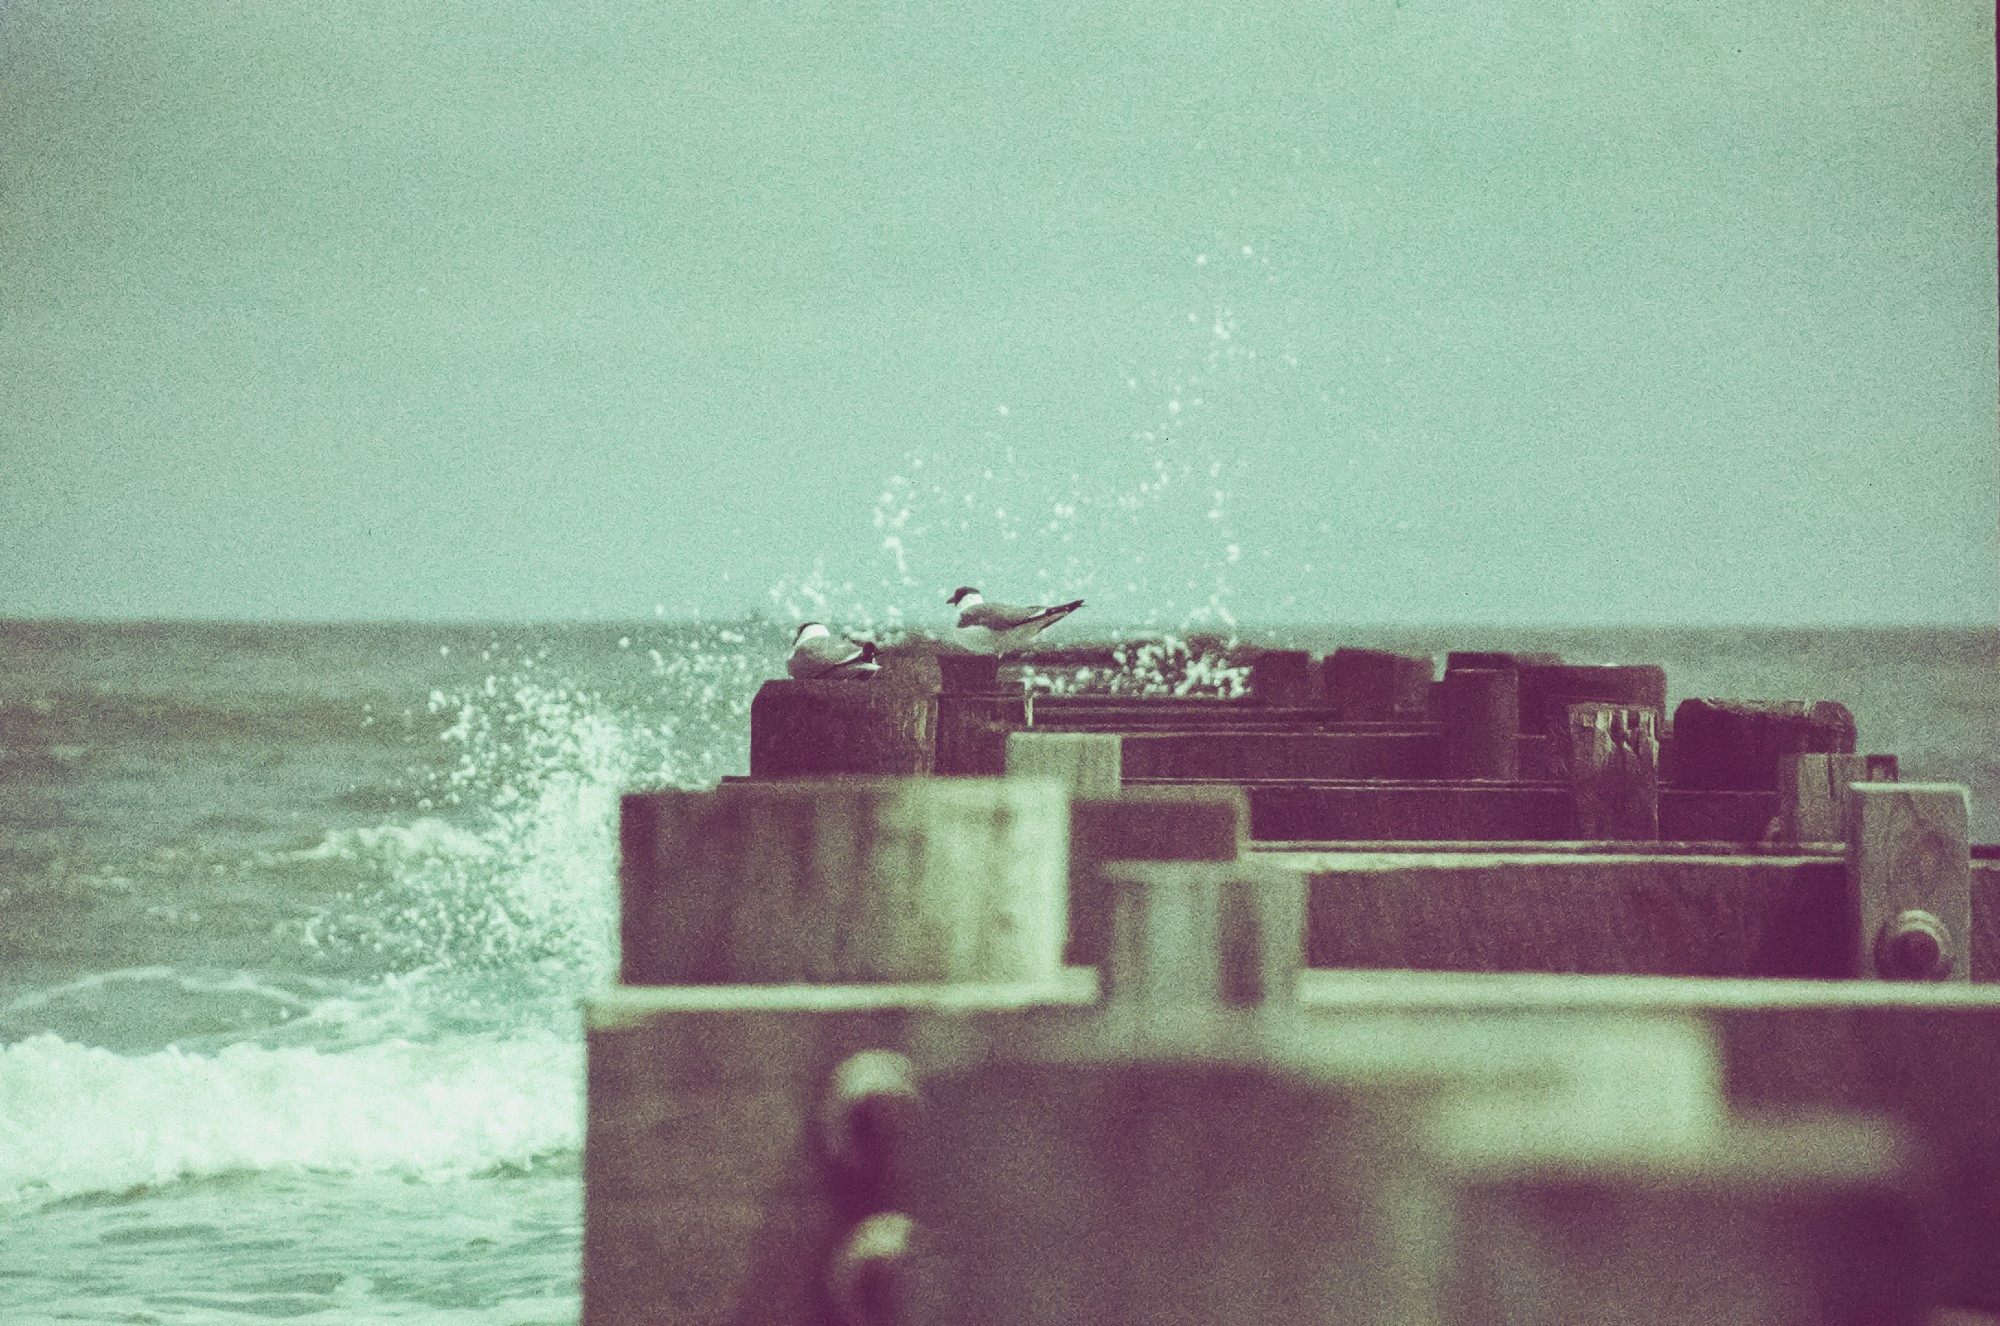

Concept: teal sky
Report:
left=2, top=0, right=1994, bottom=627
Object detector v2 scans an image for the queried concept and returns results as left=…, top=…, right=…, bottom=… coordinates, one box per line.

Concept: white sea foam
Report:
left=0, top=1028, right=581, bottom=1205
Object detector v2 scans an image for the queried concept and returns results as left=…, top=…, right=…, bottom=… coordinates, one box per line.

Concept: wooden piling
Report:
left=1516, top=664, right=1667, bottom=738
left=1567, top=703, right=1660, bottom=840
left=582, top=980, right=1095, bottom=1326
left=1442, top=1117, right=1922, bottom=1326
left=1326, top=647, right=1434, bottom=722
left=1671, top=699, right=1858, bottom=791
left=1065, top=788, right=1245, bottom=966
left=619, top=779, right=1069, bottom=985
left=902, top=1056, right=1440, bottom=1326
left=1443, top=668, right=1521, bottom=780
left=1248, top=648, right=1318, bottom=706
left=1849, top=783, right=1971, bottom=983
left=1005, top=731, right=1122, bottom=797
left=1778, top=752, right=1873, bottom=843
left=750, top=679, right=938, bottom=777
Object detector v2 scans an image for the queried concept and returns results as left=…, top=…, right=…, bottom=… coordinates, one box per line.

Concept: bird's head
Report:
left=793, top=622, right=829, bottom=643
left=945, top=586, right=980, bottom=606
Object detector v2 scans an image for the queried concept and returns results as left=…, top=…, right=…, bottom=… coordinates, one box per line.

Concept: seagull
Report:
left=787, top=623, right=882, bottom=680
left=946, top=587, right=1085, bottom=655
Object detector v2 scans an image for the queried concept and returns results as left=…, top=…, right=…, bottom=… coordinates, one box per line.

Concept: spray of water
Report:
left=774, top=243, right=1302, bottom=687
left=297, top=629, right=776, bottom=997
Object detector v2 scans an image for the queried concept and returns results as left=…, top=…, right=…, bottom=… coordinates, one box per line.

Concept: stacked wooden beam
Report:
left=586, top=640, right=2000, bottom=1323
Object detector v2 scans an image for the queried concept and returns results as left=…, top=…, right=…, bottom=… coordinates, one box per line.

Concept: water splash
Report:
left=838, top=242, right=1303, bottom=639
left=295, top=630, right=775, bottom=996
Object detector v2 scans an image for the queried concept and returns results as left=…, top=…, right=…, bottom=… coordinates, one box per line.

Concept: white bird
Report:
left=787, top=623, right=882, bottom=680
left=946, top=586, right=1085, bottom=655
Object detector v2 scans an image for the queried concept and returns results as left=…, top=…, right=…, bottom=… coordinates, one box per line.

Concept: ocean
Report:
left=0, top=618, right=1994, bottom=1325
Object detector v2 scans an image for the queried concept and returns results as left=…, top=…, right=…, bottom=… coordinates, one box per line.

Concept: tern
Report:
left=787, top=623, right=882, bottom=680
left=946, top=587, right=1085, bottom=655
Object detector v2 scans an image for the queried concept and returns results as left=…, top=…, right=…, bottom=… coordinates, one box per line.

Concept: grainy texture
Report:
left=1516, top=664, right=1668, bottom=737
left=1849, top=783, right=1971, bottom=982
left=1671, top=698, right=1859, bottom=790
left=1066, top=788, right=1245, bottom=966
left=934, top=694, right=1030, bottom=775
left=1005, top=731, right=1123, bottom=797
left=1326, top=647, right=1435, bottom=721
left=1291, top=852, right=1861, bottom=978
left=1117, top=729, right=1447, bottom=780
left=620, top=779, right=1068, bottom=985
left=904, top=1059, right=1437, bottom=1326
left=1184, top=780, right=1776, bottom=842
left=1249, top=648, right=1319, bottom=706
left=1567, top=703, right=1660, bottom=839
left=1443, top=667, right=1520, bottom=780
left=1442, top=1119, right=1922, bottom=1326
left=1778, top=752, right=1872, bottom=842
left=749, top=678, right=938, bottom=777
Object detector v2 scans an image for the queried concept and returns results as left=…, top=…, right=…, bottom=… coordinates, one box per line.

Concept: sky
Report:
left=1, top=0, right=1994, bottom=628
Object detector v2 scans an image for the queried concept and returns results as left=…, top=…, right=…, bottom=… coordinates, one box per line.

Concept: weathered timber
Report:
left=1671, top=698, right=1859, bottom=790
left=1283, top=849, right=1861, bottom=978
left=750, top=678, right=936, bottom=777
left=902, top=1057, right=1437, bottom=1326
left=1778, top=752, right=1873, bottom=843
left=582, top=979, right=1096, bottom=1326
left=619, top=779, right=1068, bottom=985
left=1298, top=970, right=2000, bottom=1309
left=1441, top=1117, right=1923, bottom=1326
left=1443, top=667, right=1520, bottom=780
left=1850, top=783, right=1971, bottom=983
left=1004, top=731, right=1121, bottom=797
left=1516, top=663, right=1667, bottom=736
left=1445, top=650, right=1564, bottom=673
left=1117, top=728, right=1447, bottom=780
left=1567, top=703, right=1660, bottom=839
left=1099, top=859, right=1303, bottom=1011
left=1248, top=648, right=1318, bottom=706
left=1131, top=779, right=1778, bottom=842
left=1066, top=788, right=1245, bottom=966
left=1325, top=647, right=1434, bottom=721
left=934, top=693, right=1028, bottom=775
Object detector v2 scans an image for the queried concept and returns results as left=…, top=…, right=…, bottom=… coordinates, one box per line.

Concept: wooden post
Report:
left=1517, top=664, right=1667, bottom=738
left=1326, top=647, right=1434, bottom=721
left=1445, top=650, right=1562, bottom=673
left=620, top=778, right=1070, bottom=985
left=1006, top=731, right=1122, bottom=797
left=1096, top=859, right=1304, bottom=1015
left=1848, top=783, right=1971, bottom=982
left=1567, top=703, right=1660, bottom=840
left=583, top=981, right=1095, bottom=1326
left=935, top=694, right=1029, bottom=775
left=902, top=1055, right=1441, bottom=1326
left=1442, top=1118, right=1921, bottom=1326
left=1778, top=752, right=1873, bottom=843
left=1443, top=667, right=1520, bottom=780
left=1249, top=649, right=1318, bottom=706
left=750, top=679, right=938, bottom=776
left=1670, top=699, right=1858, bottom=790
left=1066, top=788, right=1245, bottom=966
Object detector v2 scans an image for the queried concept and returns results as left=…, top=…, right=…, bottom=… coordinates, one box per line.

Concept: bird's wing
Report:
left=958, top=599, right=1076, bottom=630
left=790, top=635, right=870, bottom=677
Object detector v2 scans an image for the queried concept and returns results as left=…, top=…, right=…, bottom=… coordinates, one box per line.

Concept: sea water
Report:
left=1, top=618, right=1994, bottom=1324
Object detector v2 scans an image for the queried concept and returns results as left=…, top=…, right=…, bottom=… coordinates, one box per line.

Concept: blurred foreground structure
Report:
left=586, top=644, right=2000, bottom=1324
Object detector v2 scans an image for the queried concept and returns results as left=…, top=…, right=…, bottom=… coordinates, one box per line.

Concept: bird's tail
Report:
left=1041, top=599, right=1085, bottom=620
